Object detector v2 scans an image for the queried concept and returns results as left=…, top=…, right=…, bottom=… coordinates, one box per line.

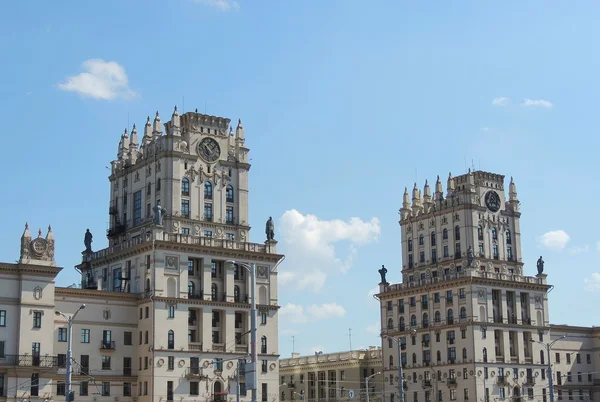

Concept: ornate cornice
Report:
left=55, top=287, right=139, bottom=302
left=148, top=295, right=280, bottom=311
left=0, top=262, right=62, bottom=278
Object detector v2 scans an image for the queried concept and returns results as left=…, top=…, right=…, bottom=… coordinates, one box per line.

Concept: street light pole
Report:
left=55, top=304, right=86, bottom=402
left=532, top=334, right=566, bottom=402
left=382, top=335, right=404, bottom=402
left=366, top=372, right=380, bottom=402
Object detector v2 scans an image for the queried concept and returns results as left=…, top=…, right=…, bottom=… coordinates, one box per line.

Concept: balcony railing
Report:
left=524, top=376, right=535, bottom=385
left=100, top=341, right=116, bottom=350
left=497, top=377, right=506, bottom=385
left=0, top=355, right=59, bottom=367
left=186, top=367, right=206, bottom=379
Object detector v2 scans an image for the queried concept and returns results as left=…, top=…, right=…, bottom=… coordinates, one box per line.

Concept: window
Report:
left=190, top=382, right=199, bottom=396
left=226, top=233, right=234, bottom=240
left=31, top=373, right=39, bottom=396
left=168, top=305, right=175, bottom=318
left=0, top=310, right=5, bottom=326
left=157, top=178, right=161, bottom=191
left=181, top=199, right=190, bottom=218
left=168, top=330, right=175, bottom=349
left=145, top=331, right=149, bottom=344
left=567, top=354, right=571, bottom=364
left=261, top=360, right=268, bottom=373
left=234, top=285, right=241, bottom=302
left=133, top=190, right=142, bottom=226
left=261, top=312, right=267, bottom=325
left=460, top=307, right=467, bottom=320
left=419, top=235, right=424, bottom=245
left=576, top=353, right=581, bottom=363
left=492, top=227, right=497, bottom=240
left=102, top=382, right=110, bottom=397
left=261, top=336, right=268, bottom=354
left=211, top=283, right=218, bottom=300
left=226, top=185, right=234, bottom=202
left=204, top=181, right=213, bottom=199
left=58, top=328, right=67, bottom=342
left=168, top=356, right=175, bottom=370
left=226, top=206, right=234, bottom=224
left=182, top=177, right=190, bottom=196
left=408, top=239, right=413, bottom=251
left=123, top=382, right=131, bottom=397
left=204, top=203, right=213, bottom=221
left=113, top=268, right=122, bottom=291
left=81, top=329, right=90, bottom=343
left=443, top=228, right=448, bottom=240
left=204, top=230, right=213, bottom=238
left=454, top=226, right=460, bottom=240
left=33, top=311, right=42, bottom=328
left=102, top=356, right=111, bottom=370
left=431, top=232, right=436, bottom=246
left=262, top=383, right=268, bottom=402
left=80, top=381, right=88, bottom=396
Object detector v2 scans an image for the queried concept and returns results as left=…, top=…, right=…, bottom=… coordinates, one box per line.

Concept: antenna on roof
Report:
left=349, top=328, right=352, bottom=350
left=291, top=336, right=296, bottom=354
left=471, top=159, right=476, bottom=171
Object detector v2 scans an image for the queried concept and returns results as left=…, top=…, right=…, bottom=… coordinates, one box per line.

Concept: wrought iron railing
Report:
left=0, top=354, right=59, bottom=367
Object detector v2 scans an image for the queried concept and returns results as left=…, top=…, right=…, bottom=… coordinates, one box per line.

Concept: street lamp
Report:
left=365, top=372, right=380, bottom=402
left=382, top=329, right=414, bottom=402
left=531, top=334, right=566, bottom=402
left=226, top=260, right=258, bottom=402
left=55, top=304, right=86, bottom=402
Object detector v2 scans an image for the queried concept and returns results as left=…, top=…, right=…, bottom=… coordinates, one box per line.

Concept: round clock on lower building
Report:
left=484, top=190, right=501, bottom=212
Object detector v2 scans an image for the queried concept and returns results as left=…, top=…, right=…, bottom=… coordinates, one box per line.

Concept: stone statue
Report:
left=266, top=216, right=275, bottom=241
left=467, top=246, right=474, bottom=267
left=153, top=203, right=167, bottom=226
left=84, top=229, right=93, bottom=252
left=537, top=256, right=544, bottom=275
left=378, top=265, right=388, bottom=284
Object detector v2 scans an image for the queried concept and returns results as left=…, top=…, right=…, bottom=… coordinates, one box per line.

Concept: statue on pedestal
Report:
left=266, top=216, right=275, bottom=241
left=537, top=256, right=544, bottom=275
left=378, top=265, right=388, bottom=284
left=84, top=229, right=93, bottom=253
left=467, top=246, right=474, bottom=267
left=153, top=203, right=167, bottom=226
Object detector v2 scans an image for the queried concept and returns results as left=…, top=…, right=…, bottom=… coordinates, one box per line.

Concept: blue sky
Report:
left=1, top=0, right=599, bottom=358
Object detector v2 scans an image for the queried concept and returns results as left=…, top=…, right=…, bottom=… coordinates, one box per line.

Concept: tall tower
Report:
left=378, top=171, right=552, bottom=402
left=78, top=108, right=284, bottom=402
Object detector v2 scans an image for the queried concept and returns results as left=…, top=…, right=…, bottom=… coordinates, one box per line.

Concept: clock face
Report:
left=484, top=190, right=501, bottom=212
left=31, top=239, right=47, bottom=255
left=197, top=137, right=221, bottom=163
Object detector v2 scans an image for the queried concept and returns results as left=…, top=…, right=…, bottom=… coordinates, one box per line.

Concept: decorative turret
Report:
left=170, top=106, right=181, bottom=137
left=446, top=172, right=455, bottom=196
left=129, top=124, right=138, bottom=149
left=434, top=175, right=443, bottom=200
left=412, top=183, right=419, bottom=205
left=152, top=111, right=162, bottom=136
left=19, top=222, right=56, bottom=266
left=465, top=168, right=476, bottom=195
left=235, top=119, right=244, bottom=142
left=400, top=187, right=411, bottom=220
left=509, top=177, right=518, bottom=201
left=423, top=180, right=432, bottom=212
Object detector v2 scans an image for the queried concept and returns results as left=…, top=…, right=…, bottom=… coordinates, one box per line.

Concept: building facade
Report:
left=376, top=171, right=599, bottom=402
left=0, top=108, right=284, bottom=402
left=279, top=348, right=383, bottom=402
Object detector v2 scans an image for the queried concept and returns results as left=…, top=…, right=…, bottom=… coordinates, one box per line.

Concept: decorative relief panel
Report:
left=477, top=288, right=487, bottom=303
left=257, top=265, right=268, bottom=279
left=165, top=255, right=179, bottom=270
left=534, top=295, right=543, bottom=309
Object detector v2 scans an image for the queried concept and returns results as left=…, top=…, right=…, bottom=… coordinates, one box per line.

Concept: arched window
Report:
left=389, top=355, right=394, bottom=367
left=447, top=309, right=454, bottom=324
left=492, top=227, right=497, bottom=240
left=188, top=281, right=195, bottom=295
left=204, top=181, right=213, bottom=199
left=478, top=225, right=483, bottom=240
left=422, top=313, right=429, bottom=328
left=483, top=348, right=488, bottom=362
left=455, top=225, right=460, bottom=240
left=462, top=348, right=467, bottom=360
left=211, top=283, right=218, bottom=300
left=399, top=317, right=405, bottom=331
left=412, top=353, right=417, bottom=364
left=506, top=229, right=512, bottom=244
left=436, top=351, right=441, bottom=362
left=157, top=178, right=161, bottom=191
left=431, top=232, right=436, bottom=246
left=182, top=177, right=190, bottom=196
left=261, top=336, right=267, bottom=353
left=387, top=318, right=394, bottom=330
left=460, top=307, right=467, bottom=320
left=226, top=185, right=234, bottom=203
left=147, top=182, right=152, bottom=196
left=434, top=311, right=441, bottom=323
left=410, top=314, right=417, bottom=327
left=442, top=228, right=448, bottom=240
left=419, top=234, right=424, bottom=245
left=234, top=285, right=240, bottom=303
left=167, top=330, right=174, bottom=349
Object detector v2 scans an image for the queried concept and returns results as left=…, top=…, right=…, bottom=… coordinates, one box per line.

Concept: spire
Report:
left=423, top=179, right=431, bottom=199
left=171, top=105, right=180, bottom=127
left=129, top=124, right=138, bottom=148
left=37, top=228, right=42, bottom=238
left=509, top=176, right=518, bottom=201
left=153, top=111, right=162, bottom=134
left=22, top=222, right=31, bottom=239
left=235, top=119, right=245, bottom=141
left=46, top=225, right=54, bottom=241
left=402, top=187, right=410, bottom=209
left=229, top=126, right=234, bottom=136
left=412, top=183, right=419, bottom=204
left=144, top=116, right=152, bottom=137
left=435, top=175, right=444, bottom=199
left=122, top=128, right=130, bottom=150
left=447, top=172, right=455, bottom=196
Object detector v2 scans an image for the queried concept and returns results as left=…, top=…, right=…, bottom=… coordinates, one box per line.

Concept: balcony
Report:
left=0, top=355, right=59, bottom=367
left=188, top=318, right=197, bottom=326
left=524, top=376, right=535, bottom=386
left=447, top=378, right=457, bottom=387
left=188, top=342, right=203, bottom=351
left=100, top=341, right=116, bottom=350
left=186, top=367, right=207, bottom=380
left=497, top=377, right=507, bottom=386
left=235, top=344, right=248, bottom=353
left=422, top=380, right=432, bottom=388
left=288, top=383, right=296, bottom=389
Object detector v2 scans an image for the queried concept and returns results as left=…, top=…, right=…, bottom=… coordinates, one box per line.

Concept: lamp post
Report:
left=55, top=304, right=86, bottom=402
left=226, top=261, right=258, bottom=402
left=365, top=372, right=380, bottom=402
left=382, top=334, right=405, bottom=402
left=531, top=334, right=566, bottom=402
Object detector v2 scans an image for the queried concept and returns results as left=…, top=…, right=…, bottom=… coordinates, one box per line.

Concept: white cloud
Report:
left=279, top=209, right=380, bottom=291
left=279, top=304, right=308, bottom=324
left=492, top=97, right=510, bottom=106
left=584, top=273, right=600, bottom=292
left=279, top=302, right=347, bottom=325
left=568, top=245, right=589, bottom=255
left=58, top=59, right=137, bottom=100
left=480, top=126, right=490, bottom=132
left=365, top=322, right=381, bottom=335
left=522, top=98, right=553, bottom=109
left=278, top=271, right=296, bottom=286
left=538, top=230, right=570, bottom=251
left=192, top=0, right=239, bottom=11
left=306, top=303, right=346, bottom=319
